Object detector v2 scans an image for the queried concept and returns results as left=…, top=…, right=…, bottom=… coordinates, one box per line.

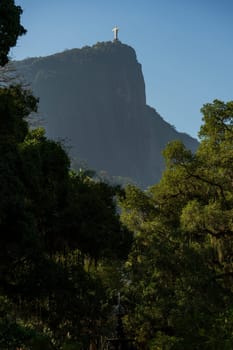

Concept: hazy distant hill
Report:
left=15, top=41, right=198, bottom=188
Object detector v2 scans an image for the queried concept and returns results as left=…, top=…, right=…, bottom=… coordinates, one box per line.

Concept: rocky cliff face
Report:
left=16, top=41, right=198, bottom=188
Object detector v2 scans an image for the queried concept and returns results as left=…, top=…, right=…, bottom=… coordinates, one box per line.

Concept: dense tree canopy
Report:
left=119, top=99, right=233, bottom=349
left=0, top=6, right=133, bottom=347
left=0, top=0, right=26, bottom=66
left=1, top=82, right=233, bottom=349
left=0, top=87, right=133, bottom=349
left=0, top=86, right=132, bottom=349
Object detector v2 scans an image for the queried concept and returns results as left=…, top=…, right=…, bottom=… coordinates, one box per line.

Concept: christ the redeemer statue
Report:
left=112, top=26, right=119, bottom=41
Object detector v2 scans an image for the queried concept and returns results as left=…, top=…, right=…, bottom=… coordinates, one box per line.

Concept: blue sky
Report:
left=12, top=0, right=233, bottom=139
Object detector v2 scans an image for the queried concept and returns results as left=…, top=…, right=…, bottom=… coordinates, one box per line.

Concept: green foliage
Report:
left=0, top=10, right=133, bottom=348
left=0, top=296, right=36, bottom=350
left=0, top=85, right=38, bottom=142
left=59, top=171, right=133, bottom=263
left=0, top=86, right=39, bottom=279
left=0, top=81, right=132, bottom=347
left=0, top=0, right=26, bottom=66
left=119, top=100, right=233, bottom=349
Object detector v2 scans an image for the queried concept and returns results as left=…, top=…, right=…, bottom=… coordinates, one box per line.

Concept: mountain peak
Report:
left=15, top=43, right=198, bottom=188
left=16, top=41, right=138, bottom=72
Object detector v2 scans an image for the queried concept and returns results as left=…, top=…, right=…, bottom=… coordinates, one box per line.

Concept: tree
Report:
left=58, top=172, right=133, bottom=264
left=0, top=0, right=26, bottom=66
left=0, top=3, right=133, bottom=347
left=0, top=86, right=38, bottom=279
left=119, top=100, right=233, bottom=349
left=0, top=85, right=132, bottom=348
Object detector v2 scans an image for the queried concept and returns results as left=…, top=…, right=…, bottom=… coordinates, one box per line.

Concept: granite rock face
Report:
left=16, top=41, right=198, bottom=188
